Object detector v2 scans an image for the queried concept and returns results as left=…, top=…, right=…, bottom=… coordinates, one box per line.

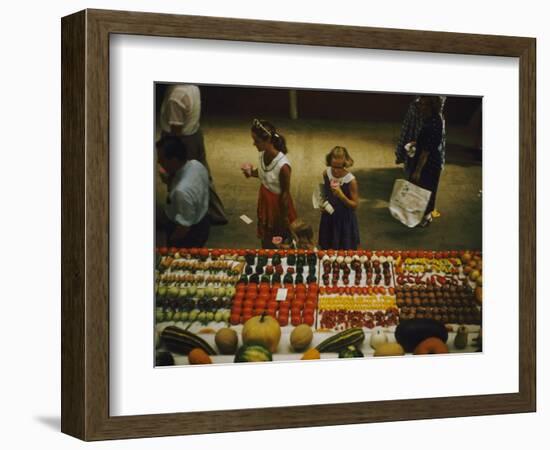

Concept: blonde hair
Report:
left=290, top=219, right=315, bottom=250
left=325, top=146, right=354, bottom=168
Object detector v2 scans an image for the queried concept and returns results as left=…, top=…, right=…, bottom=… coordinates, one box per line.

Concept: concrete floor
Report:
left=157, top=116, right=482, bottom=251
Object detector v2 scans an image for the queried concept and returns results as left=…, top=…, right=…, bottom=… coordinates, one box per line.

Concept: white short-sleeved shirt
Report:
left=160, top=85, right=201, bottom=136
left=258, top=151, right=291, bottom=194
left=327, top=167, right=355, bottom=185
left=165, top=160, right=209, bottom=227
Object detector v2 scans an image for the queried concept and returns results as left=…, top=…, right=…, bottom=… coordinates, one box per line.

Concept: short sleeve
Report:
left=165, top=98, right=187, bottom=127
left=165, top=190, right=196, bottom=227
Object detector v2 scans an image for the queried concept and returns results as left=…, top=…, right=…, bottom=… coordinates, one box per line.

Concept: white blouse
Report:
left=258, top=151, right=291, bottom=194
left=327, top=167, right=355, bottom=185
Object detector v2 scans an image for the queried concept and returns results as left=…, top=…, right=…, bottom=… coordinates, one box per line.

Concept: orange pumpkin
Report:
left=188, top=348, right=213, bottom=365
left=413, top=337, right=449, bottom=355
left=301, top=348, right=321, bottom=360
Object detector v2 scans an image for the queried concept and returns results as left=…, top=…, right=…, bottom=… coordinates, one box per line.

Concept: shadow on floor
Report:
left=34, top=416, right=60, bottom=431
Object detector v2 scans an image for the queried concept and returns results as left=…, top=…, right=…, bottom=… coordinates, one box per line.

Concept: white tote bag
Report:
left=389, top=179, right=432, bottom=228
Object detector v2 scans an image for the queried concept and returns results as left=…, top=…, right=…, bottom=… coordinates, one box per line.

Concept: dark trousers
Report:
left=413, top=168, right=441, bottom=216
left=167, top=214, right=211, bottom=248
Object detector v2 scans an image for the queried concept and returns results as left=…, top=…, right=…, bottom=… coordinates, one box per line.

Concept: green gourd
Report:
left=234, top=344, right=273, bottom=363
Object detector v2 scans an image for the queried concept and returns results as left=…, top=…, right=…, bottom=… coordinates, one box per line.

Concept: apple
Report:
left=167, top=286, right=179, bottom=299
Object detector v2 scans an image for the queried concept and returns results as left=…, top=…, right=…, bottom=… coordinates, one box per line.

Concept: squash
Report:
left=338, top=345, right=364, bottom=358
left=161, top=326, right=217, bottom=355
left=413, top=337, right=449, bottom=355
left=301, top=348, right=321, bottom=360
left=394, top=318, right=448, bottom=353
left=369, top=327, right=388, bottom=350
left=373, top=342, right=405, bottom=357
left=242, top=313, right=281, bottom=353
left=234, top=344, right=273, bottom=363
left=188, top=348, right=213, bottom=364
left=215, top=328, right=238, bottom=354
left=290, top=324, right=313, bottom=352
left=316, top=327, right=365, bottom=353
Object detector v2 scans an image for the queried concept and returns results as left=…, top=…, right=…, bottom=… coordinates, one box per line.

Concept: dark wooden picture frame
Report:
left=61, top=9, right=536, bottom=441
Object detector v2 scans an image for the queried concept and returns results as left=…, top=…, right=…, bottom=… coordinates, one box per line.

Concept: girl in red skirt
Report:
left=242, top=119, right=297, bottom=248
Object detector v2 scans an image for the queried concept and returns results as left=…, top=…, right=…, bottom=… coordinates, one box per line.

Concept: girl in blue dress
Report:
left=318, top=146, right=360, bottom=250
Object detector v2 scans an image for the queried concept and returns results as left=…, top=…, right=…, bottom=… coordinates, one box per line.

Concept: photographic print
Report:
left=153, top=84, right=483, bottom=365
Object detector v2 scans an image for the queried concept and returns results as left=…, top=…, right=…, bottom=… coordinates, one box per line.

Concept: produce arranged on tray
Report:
left=317, top=250, right=398, bottom=330
left=393, top=250, right=482, bottom=325
left=155, top=247, right=245, bottom=326
left=154, top=248, right=483, bottom=365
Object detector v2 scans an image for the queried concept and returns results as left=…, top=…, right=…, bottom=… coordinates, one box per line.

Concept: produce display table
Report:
left=155, top=248, right=483, bottom=365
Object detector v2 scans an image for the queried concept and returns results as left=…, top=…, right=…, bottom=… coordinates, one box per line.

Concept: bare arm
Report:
left=279, top=164, right=291, bottom=226
left=333, top=179, right=359, bottom=209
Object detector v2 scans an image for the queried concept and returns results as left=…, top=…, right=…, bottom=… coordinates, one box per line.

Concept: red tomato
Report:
left=317, top=251, right=326, bottom=259
left=278, top=302, right=290, bottom=312
left=255, top=300, right=267, bottom=310
left=303, top=314, right=315, bottom=326
left=230, top=314, right=241, bottom=325
left=291, top=315, right=302, bottom=326
left=304, top=300, right=316, bottom=310
left=278, top=315, right=289, bottom=326
left=243, top=299, right=254, bottom=309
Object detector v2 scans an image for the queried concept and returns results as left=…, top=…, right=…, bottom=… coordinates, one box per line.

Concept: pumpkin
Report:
left=242, top=312, right=281, bottom=353
left=188, top=348, right=213, bottom=365
left=413, top=337, right=449, bottom=355
left=290, top=324, right=313, bottom=352
left=301, top=348, right=321, bottom=360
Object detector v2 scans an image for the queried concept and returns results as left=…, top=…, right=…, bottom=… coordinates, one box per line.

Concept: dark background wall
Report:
left=155, top=83, right=481, bottom=126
